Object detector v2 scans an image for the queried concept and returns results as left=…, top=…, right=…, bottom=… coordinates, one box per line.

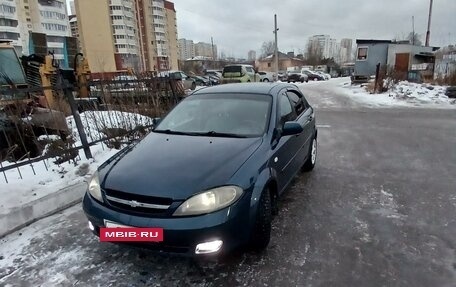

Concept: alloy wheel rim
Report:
left=311, top=139, right=317, bottom=164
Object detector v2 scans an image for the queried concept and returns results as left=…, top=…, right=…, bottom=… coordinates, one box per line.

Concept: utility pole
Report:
left=412, top=16, right=415, bottom=45
left=211, top=36, right=215, bottom=69
left=425, top=0, right=434, bottom=46
left=273, top=14, right=279, bottom=81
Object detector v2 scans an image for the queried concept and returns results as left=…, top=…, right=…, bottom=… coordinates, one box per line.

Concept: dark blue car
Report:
left=83, top=82, right=317, bottom=256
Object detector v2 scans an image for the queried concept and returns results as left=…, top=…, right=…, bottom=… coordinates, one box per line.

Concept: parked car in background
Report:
left=205, top=70, right=222, bottom=79
left=190, top=75, right=210, bottom=86
left=287, top=71, right=308, bottom=83
left=258, top=71, right=275, bottom=82
left=221, top=64, right=260, bottom=84
left=83, top=82, right=317, bottom=256
left=168, top=71, right=197, bottom=90
left=315, top=71, right=331, bottom=80
left=302, top=70, right=324, bottom=81
left=203, top=75, right=220, bottom=86
left=278, top=70, right=288, bottom=82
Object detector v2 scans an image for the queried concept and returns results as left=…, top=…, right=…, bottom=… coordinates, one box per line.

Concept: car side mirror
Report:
left=281, top=121, right=303, bottom=136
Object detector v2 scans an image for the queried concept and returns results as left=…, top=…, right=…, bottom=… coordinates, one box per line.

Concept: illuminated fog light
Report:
left=88, top=221, right=95, bottom=231
left=195, top=240, right=223, bottom=254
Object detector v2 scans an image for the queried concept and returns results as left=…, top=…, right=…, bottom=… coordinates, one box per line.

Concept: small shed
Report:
left=353, top=39, right=439, bottom=83
left=353, top=39, right=391, bottom=83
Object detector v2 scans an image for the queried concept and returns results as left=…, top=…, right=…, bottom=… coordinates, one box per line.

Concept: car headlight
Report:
left=88, top=172, right=102, bottom=202
left=173, top=186, right=243, bottom=216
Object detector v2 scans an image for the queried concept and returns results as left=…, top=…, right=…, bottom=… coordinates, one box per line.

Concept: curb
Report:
left=0, top=182, right=87, bottom=238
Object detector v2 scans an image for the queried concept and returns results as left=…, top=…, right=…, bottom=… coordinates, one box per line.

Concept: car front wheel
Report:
left=263, top=78, right=269, bottom=82
left=302, top=136, right=317, bottom=171
left=249, top=187, right=272, bottom=251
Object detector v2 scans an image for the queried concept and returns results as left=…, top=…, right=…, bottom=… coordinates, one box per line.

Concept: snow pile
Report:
left=339, top=79, right=456, bottom=108
left=0, top=111, right=153, bottom=210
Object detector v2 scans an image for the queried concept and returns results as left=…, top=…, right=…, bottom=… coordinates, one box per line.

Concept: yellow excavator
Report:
left=0, top=41, right=91, bottom=160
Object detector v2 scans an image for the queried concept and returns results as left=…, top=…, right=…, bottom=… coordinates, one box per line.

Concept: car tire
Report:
left=249, top=188, right=272, bottom=251
left=263, top=78, right=269, bottom=82
left=191, top=82, right=196, bottom=90
left=287, top=80, right=290, bottom=83
left=302, top=136, right=317, bottom=172
left=301, top=79, right=304, bottom=83
left=306, top=79, right=309, bottom=83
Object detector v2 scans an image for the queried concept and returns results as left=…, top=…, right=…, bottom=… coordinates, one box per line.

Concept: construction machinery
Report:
left=0, top=41, right=90, bottom=161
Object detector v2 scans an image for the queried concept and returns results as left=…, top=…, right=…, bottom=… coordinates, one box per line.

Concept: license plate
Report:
left=101, top=220, right=164, bottom=242
left=104, top=220, right=133, bottom=228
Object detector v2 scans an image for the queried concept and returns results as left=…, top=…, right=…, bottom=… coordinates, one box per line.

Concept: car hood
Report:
left=100, top=132, right=263, bottom=200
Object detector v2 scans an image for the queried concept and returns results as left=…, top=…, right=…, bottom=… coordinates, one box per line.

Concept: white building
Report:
left=308, top=34, right=338, bottom=60
left=29, top=0, right=71, bottom=62
left=195, top=41, right=216, bottom=59
left=248, top=50, right=256, bottom=61
left=340, top=38, right=353, bottom=63
left=178, top=38, right=195, bottom=60
left=0, top=0, right=22, bottom=52
left=0, top=0, right=71, bottom=64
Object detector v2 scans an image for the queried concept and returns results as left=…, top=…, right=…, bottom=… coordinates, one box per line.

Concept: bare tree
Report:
left=260, top=41, right=275, bottom=58
left=305, top=40, right=323, bottom=66
left=406, top=32, right=422, bottom=46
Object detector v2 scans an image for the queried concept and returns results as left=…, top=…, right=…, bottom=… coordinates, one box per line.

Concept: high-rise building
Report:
left=340, top=38, right=353, bottom=63
left=76, top=0, right=178, bottom=73
left=1, top=0, right=74, bottom=66
left=308, top=35, right=338, bottom=59
left=0, top=0, right=22, bottom=51
left=194, top=41, right=217, bottom=59
left=248, top=50, right=256, bottom=61
left=69, top=1, right=76, bottom=15
left=178, top=38, right=195, bottom=60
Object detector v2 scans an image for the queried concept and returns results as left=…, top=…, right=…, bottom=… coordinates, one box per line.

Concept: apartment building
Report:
left=1, top=0, right=74, bottom=67
left=308, top=35, right=338, bottom=60
left=76, top=0, right=178, bottom=73
left=178, top=38, right=195, bottom=60
left=248, top=50, right=256, bottom=61
left=340, top=38, right=353, bottom=63
left=0, top=0, right=22, bottom=51
left=194, top=41, right=216, bottom=59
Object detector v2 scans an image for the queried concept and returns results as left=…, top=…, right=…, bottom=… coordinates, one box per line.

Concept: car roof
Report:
left=191, top=82, right=297, bottom=96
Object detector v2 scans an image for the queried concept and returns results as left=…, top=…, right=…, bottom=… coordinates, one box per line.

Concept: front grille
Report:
left=104, top=189, right=173, bottom=215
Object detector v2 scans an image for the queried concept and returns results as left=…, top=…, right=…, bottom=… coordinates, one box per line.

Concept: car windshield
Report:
left=155, top=93, right=272, bottom=137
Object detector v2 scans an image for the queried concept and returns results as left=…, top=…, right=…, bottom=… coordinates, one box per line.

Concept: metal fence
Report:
left=0, top=74, right=184, bottom=183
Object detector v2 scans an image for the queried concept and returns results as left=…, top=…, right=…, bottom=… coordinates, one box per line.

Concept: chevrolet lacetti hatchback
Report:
left=83, top=82, right=317, bottom=256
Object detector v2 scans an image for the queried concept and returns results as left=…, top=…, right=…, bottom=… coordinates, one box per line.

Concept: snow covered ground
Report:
left=333, top=78, right=456, bottom=108
left=0, top=111, right=153, bottom=211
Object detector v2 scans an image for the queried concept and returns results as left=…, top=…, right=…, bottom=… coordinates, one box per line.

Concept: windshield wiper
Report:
left=154, top=129, right=248, bottom=138
left=200, top=131, right=248, bottom=138
left=153, top=129, right=199, bottom=136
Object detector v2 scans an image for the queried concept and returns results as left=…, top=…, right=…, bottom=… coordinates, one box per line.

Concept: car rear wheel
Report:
left=302, top=136, right=317, bottom=172
left=249, top=188, right=272, bottom=251
left=263, top=78, right=269, bottom=82
left=191, top=82, right=196, bottom=90
left=301, top=78, right=304, bottom=83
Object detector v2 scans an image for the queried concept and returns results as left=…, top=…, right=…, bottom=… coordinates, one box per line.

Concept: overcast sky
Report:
left=172, top=0, right=456, bottom=58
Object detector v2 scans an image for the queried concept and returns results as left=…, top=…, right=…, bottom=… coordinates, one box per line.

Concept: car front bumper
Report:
left=82, top=192, right=253, bottom=256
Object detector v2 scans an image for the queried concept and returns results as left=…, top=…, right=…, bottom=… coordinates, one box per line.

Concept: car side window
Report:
left=286, top=91, right=306, bottom=116
left=279, top=93, right=296, bottom=125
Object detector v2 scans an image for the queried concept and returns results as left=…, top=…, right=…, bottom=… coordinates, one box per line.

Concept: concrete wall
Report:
left=354, top=43, right=389, bottom=76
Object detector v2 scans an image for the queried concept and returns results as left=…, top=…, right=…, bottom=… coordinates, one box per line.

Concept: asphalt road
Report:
left=1, top=80, right=456, bottom=286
